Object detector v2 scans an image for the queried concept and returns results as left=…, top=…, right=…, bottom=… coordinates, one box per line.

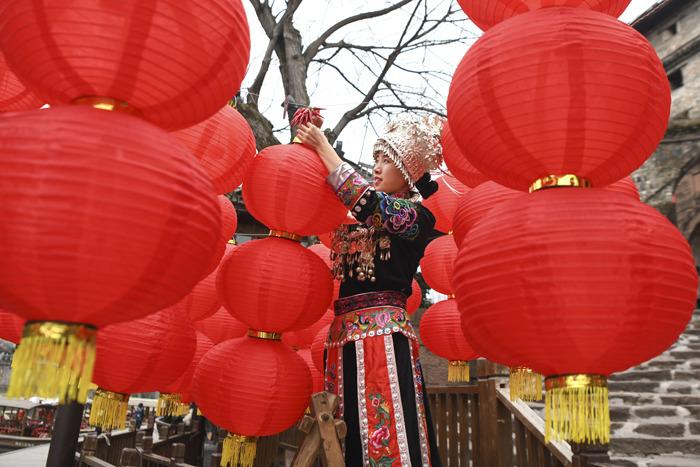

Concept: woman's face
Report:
left=373, top=151, right=409, bottom=194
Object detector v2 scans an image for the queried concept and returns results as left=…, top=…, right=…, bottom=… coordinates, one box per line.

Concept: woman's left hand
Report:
left=296, top=123, right=330, bottom=152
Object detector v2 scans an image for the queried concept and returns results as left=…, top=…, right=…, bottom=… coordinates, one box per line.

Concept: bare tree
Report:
left=239, top=0, right=474, bottom=159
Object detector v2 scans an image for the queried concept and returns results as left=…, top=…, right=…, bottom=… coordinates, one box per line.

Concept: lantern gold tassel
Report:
left=156, top=393, right=190, bottom=417
left=545, top=374, right=609, bottom=444
left=8, top=322, right=96, bottom=404
left=89, top=388, right=129, bottom=430
left=447, top=361, right=470, bottom=382
left=509, top=367, right=543, bottom=401
left=221, top=434, right=257, bottom=467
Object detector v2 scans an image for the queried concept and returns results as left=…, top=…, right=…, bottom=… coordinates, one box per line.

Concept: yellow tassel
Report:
left=221, top=433, right=257, bottom=467
left=509, top=367, right=543, bottom=401
left=89, top=388, right=129, bottom=430
left=8, top=322, right=96, bottom=404
left=447, top=361, right=470, bottom=382
left=156, top=393, right=190, bottom=417
left=545, top=374, right=609, bottom=444
left=197, top=408, right=203, bottom=416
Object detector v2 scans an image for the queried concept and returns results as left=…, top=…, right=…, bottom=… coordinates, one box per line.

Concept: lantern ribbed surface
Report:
left=243, top=144, right=348, bottom=235
left=311, top=324, right=331, bottom=374
left=168, top=331, right=214, bottom=401
left=205, top=196, right=238, bottom=274
left=194, top=337, right=312, bottom=436
left=455, top=189, right=698, bottom=374
left=0, top=106, right=221, bottom=327
left=406, top=279, right=422, bottom=316
left=0, top=310, right=24, bottom=344
left=420, top=236, right=458, bottom=295
left=419, top=299, right=478, bottom=362
left=422, top=175, right=469, bottom=233
left=283, top=310, right=334, bottom=350
left=0, top=0, right=250, bottom=130
left=602, top=176, right=639, bottom=200
left=447, top=8, right=670, bottom=191
left=298, top=349, right=325, bottom=393
left=217, top=237, right=333, bottom=332
left=194, top=307, right=247, bottom=344
left=0, top=53, right=43, bottom=112
left=173, top=105, right=255, bottom=193
left=457, top=0, right=631, bottom=30
left=179, top=269, right=220, bottom=322
left=441, top=123, right=489, bottom=188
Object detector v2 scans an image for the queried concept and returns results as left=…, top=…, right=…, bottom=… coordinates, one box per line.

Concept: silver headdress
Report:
left=373, top=114, right=444, bottom=186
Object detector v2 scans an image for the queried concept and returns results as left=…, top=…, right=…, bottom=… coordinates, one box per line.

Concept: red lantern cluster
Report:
left=420, top=236, right=458, bottom=296
left=422, top=174, right=469, bottom=233
left=441, top=123, right=488, bottom=188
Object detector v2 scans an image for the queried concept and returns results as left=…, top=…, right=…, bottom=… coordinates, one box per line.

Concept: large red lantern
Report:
left=420, top=235, right=458, bottom=295
left=194, top=307, right=247, bottom=344
left=441, top=123, right=488, bottom=188
left=194, top=337, right=312, bottom=466
left=0, top=53, right=43, bottom=112
left=422, top=175, right=469, bottom=233
left=603, top=176, right=639, bottom=200
left=242, top=144, right=348, bottom=235
left=419, top=299, right=478, bottom=382
left=0, top=310, right=25, bottom=344
left=0, top=0, right=250, bottom=130
left=0, top=106, right=220, bottom=403
left=217, top=237, right=333, bottom=332
left=90, top=308, right=197, bottom=430
left=457, top=0, right=631, bottom=30
left=173, top=105, right=256, bottom=194
left=447, top=8, right=670, bottom=191
left=455, top=188, right=697, bottom=443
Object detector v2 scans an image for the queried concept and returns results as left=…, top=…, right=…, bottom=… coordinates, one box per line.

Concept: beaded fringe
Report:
left=221, top=433, right=257, bottom=467
left=509, top=367, right=543, bottom=401
left=545, top=375, right=610, bottom=444
left=156, top=393, right=190, bottom=417
left=89, top=389, right=129, bottom=430
left=447, top=360, right=470, bottom=383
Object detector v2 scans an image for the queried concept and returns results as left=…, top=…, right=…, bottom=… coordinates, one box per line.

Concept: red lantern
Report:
left=406, top=279, right=422, bottom=316
left=419, top=299, right=478, bottom=382
left=603, top=176, right=639, bottom=200
left=194, top=336, right=312, bottom=466
left=447, top=8, right=670, bottom=191
left=194, top=307, right=247, bottom=344
left=90, top=308, right=197, bottom=429
left=0, top=106, right=220, bottom=403
left=298, top=349, right=325, bottom=393
left=455, top=188, right=697, bottom=442
left=420, top=236, right=458, bottom=295
left=217, top=237, right=333, bottom=332
left=283, top=310, right=334, bottom=350
left=308, top=244, right=332, bottom=269
left=173, top=105, right=256, bottom=194
left=311, top=324, right=331, bottom=374
left=179, top=269, right=220, bottom=322
left=453, top=182, right=524, bottom=247
left=422, top=175, right=469, bottom=233
left=168, top=331, right=215, bottom=403
left=242, top=144, right=348, bottom=235
left=457, top=0, right=632, bottom=30
left=205, top=196, right=239, bottom=274
left=0, top=310, right=25, bottom=344
left=0, top=0, right=250, bottom=130
left=0, top=53, right=42, bottom=112
left=441, top=122, right=488, bottom=188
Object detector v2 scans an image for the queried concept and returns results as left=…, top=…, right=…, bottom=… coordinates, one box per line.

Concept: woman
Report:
left=297, top=116, right=443, bottom=467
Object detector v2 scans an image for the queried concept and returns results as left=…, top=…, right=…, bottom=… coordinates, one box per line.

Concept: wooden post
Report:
left=475, top=359, right=508, bottom=467
left=291, top=392, right=347, bottom=467
left=82, top=434, right=98, bottom=457
left=158, top=423, right=170, bottom=440
left=571, top=442, right=611, bottom=467
left=142, top=436, right=154, bottom=454
left=119, top=448, right=140, bottom=467
left=170, top=442, right=185, bottom=465
left=495, top=394, right=514, bottom=467
left=135, top=431, right=145, bottom=448
left=46, top=401, right=84, bottom=467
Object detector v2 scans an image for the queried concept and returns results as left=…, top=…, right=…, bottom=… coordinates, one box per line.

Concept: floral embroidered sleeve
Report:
left=327, top=163, right=435, bottom=241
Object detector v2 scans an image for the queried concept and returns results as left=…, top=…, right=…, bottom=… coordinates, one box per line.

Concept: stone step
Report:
left=610, top=438, right=700, bottom=456
left=632, top=423, right=686, bottom=438
left=639, top=359, right=687, bottom=369
left=610, top=392, right=659, bottom=405
left=611, top=370, right=672, bottom=381
left=632, top=405, right=683, bottom=419
left=660, top=394, right=700, bottom=405
left=669, top=350, right=700, bottom=359
left=612, top=455, right=700, bottom=467
left=609, top=381, right=661, bottom=392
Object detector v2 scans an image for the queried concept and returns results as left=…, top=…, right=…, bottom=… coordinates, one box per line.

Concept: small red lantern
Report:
left=173, top=105, right=256, bottom=194
left=311, top=324, right=331, bottom=374
left=603, top=176, right=639, bottom=200
left=406, top=279, right=423, bottom=316
left=0, top=53, right=42, bottom=112
left=298, top=349, right=325, bottom=393
left=283, top=310, right=334, bottom=350
left=167, top=331, right=215, bottom=404
left=178, top=269, right=220, bottom=322
left=0, top=310, right=25, bottom=344
left=420, top=236, right=458, bottom=295
left=242, top=144, right=348, bottom=235
left=447, top=8, right=670, bottom=191
left=0, top=0, right=251, bottom=130
left=455, top=188, right=697, bottom=443
left=441, top=122, right=488, bottom=188
left=419, top=299, right=478, bottom=382
left=422, top=175, right=469, bottom=233
left=457, top=0, right=631, bottom=30
left=217, top=237, right=333, bottom=332
left=205, top=196, right=238, bottom=274
left=0, top=106, right=220, bottom=403
left=194, top=307, right=247, bottom=344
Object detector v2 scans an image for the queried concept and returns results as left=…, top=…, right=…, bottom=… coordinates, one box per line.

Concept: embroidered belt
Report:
left=326, top=304, right=416, bottom=349
left=334, top=290, right=407, bottom=316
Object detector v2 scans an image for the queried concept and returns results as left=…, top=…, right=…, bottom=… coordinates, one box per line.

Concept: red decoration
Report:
left=179, top=269, right=220, bottom=322
left=406, top=279, right=422, bottom=316
left=457, top=0, right=632, bottom=30
left=283, top=310, right=334, bottom=350
left=0, top=0, right=250, bottom=130
left=308, top=244, right=332, bottom=269
left=291, top=107, right=324, bottom=127
left=173, top=105, right=256, bottom=194
left=217, top=237, right=333, bottom=332
left=242, top=144, right=348, bottom=235
left=447, top=8, right=670, bottom=191
left=194, top=307, right=247, bottom=344
left=167, top=331, right=215, bottom=402
left=194, top=337, right=312, bottom=436
left=441, top=123, right=488, bottom=188
left=0, top=310, right=25, bottom=344
left=0, top=106, right=220, bottom=327
left=453, top=181, right=524, bottom=247
left=205, top=196, right=238, bottom=274
left=0, top=53, right=42, bottom=112
left=298, top=349, right=325, bottom=393
left=419, top=299, right=478, bottom=362
left=420, top=236, right=458, bottom=295
left=311, top=325, right=331, bottom=374
left=455, top=189, right=698, bottom=374
left=603, top=176, right=639, bottom=200
left=93, top=308, right=197, bottom=395
left=422, top=175, right=469, bottom=233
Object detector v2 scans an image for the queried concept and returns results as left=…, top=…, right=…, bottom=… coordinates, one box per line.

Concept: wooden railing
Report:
left=427, top=385, right=479, bottom=466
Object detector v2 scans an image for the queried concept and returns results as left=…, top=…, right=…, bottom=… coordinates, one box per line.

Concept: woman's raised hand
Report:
left=296, top=123, right=329, bottom=152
